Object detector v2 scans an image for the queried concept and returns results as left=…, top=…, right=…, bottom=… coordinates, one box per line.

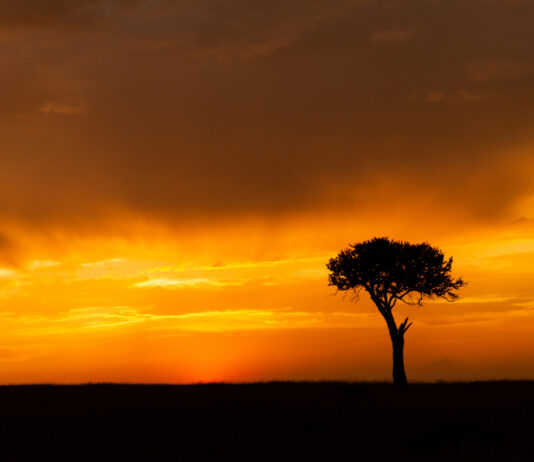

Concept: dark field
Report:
left=0, top=382, right=532, bottom=461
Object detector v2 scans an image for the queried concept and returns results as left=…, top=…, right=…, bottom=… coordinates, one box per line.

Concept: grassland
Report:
left=0, top=381, right=532, bottom=461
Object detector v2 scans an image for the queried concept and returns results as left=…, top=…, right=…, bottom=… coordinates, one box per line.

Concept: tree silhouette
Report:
left=327, top=237, right=466, bottom=384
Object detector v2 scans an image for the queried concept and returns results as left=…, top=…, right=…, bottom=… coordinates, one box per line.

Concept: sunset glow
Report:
left=1, top=0, right=534, bottom=383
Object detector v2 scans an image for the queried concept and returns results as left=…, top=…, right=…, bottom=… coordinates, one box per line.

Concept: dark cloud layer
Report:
left=0, top=0, right=533, bottom=231
left=0, top=0, right=139, bottom=28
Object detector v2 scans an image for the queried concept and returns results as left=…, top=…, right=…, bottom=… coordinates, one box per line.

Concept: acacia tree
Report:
left=327, top=237, right=465, bottom=385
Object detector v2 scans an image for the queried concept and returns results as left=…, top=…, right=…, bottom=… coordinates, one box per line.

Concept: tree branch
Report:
left=395, top=291, right=419, bottom=306
left=398, top=317, right=413, bottom=335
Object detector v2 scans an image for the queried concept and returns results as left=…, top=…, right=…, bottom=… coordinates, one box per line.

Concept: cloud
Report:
left=26, top=260, right=61, bottom=270
left=466, top=59, right=534, bottom=82
left=423, top=90, right=446, bottom=103
left=0, top=269, right=17, bottom=279
left=410, top=89, right=496, bottom=104
left=428, top=295, right=517, bottom=305
left=133, top=277, right=243, bottom=289
left=370, top=28, right=415, bottom=43
left=39, top=101, right=88, bottom=115
left=0, top=0, right=533, bottom=241
left=0, top=0, right=140, bottom=28
left=482, top=0, right=534, bottom=5
left=2, top=305, right=375, bottom=334
left=81, top=258, right=124, bottom=267
left=115, top=0, right=369, bottom=60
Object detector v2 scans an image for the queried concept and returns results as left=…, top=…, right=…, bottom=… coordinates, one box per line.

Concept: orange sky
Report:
left=0, top=0, right=534, bottom=383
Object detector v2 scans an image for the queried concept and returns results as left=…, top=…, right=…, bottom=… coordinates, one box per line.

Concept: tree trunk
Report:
left=381, top=309, right=408, bottom=385
left=392, top=335, right=407, bottom=385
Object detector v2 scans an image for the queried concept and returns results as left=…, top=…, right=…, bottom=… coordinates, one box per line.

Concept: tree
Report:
left=327, top=237, right=465, bottom=385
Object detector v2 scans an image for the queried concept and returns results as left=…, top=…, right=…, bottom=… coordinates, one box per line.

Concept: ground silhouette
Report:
left=0, top=382, right=531, bottom=461
left=328, top=237, right=465, bottom=384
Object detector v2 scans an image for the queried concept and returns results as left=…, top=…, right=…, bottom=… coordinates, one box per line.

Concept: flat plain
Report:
left=0, top=381, right=532, bottom=461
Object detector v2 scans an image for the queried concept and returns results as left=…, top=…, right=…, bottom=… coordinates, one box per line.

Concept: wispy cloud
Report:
left=26, top=260, right=61, bottom=270
left=410, top=89, right=496, bottom=104
left=80, top=258, right=124, bottom=267
left=39, top=101, right=88, bottom=116
left=5, top=306, right=376, bottom=335
left=133, top=278, right=244, bottom=289
left=0, top=269, right=17, bottom=279
left=370, top=28, right=415, bottom=44
left=466, top=59, right=534, bottom=82
left=146, top=255, right=331, bottom=274
left=428, top=294, right=517, bottom=305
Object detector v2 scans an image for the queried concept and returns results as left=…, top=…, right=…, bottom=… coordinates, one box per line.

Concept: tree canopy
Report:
left=327, top=237, right=465, bottom=310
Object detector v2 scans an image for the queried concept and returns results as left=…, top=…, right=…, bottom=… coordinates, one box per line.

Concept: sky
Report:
left=0, top=0, right=533, bottom=383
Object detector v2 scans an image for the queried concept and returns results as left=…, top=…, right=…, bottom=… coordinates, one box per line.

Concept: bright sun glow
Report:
left=0, top=215, right=533, bottom=383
